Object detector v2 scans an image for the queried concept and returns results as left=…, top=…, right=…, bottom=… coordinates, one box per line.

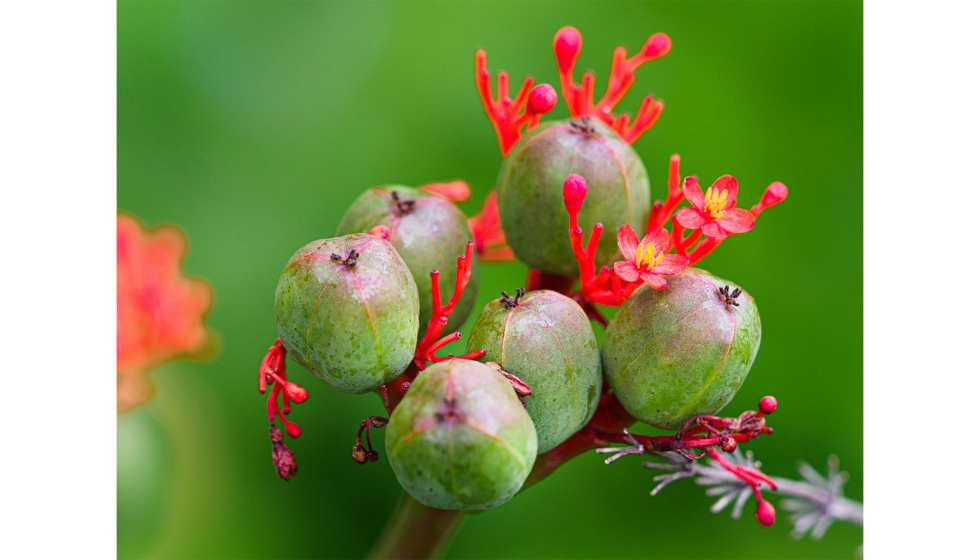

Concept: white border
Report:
left=0, top=1, right=116, bottom=556
left=1, top=0, right=978, bottom=556
left=865, top=0, right=978, bottom=556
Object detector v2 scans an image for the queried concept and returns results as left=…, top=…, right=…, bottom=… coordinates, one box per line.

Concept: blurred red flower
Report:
left=117, top=213, right=214, bottom=412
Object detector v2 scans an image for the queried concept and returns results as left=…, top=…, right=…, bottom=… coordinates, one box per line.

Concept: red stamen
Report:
left=475, top=50, right=557, bottom=157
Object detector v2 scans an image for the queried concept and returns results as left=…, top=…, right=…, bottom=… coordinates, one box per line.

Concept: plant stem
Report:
left=368, top=492, right=467, bottom=560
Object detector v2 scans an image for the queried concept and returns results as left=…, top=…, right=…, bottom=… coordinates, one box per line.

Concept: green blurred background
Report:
left=118, top=1, right=862, bottom=558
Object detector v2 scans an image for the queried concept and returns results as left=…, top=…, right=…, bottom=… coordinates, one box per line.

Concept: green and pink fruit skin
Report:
left=601, top=268, right=762, bottom=430
left=497, top=119, right=650, bottom=277
left=275, top=233, right=419, bottom=394
left=465, top=290, right=601, bottom=453
left=336, top=186, right=479, bottom=338
left=385, top=359, right=537, bottom=511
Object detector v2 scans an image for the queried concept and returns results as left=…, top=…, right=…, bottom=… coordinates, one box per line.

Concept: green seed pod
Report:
left=385, top=359, right=537, bottom=510
left=275, top=233, right=419, bottom=394
left=465, top=289, right=601, bottom=452
left=497, top=119, right=650, bottom=277
left=336, top=185, right=479, bottom=337
left=601, top=268, right=762, bottom=430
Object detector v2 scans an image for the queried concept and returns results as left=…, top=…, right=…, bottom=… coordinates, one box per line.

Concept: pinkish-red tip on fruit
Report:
left=368, top=224, right=390, bottom=239
left=563, top=174, right=588, bottom=213
left=528, top=84, right=558, bottom=115
left=758, top=396, right=778, bottom=415
left=554, top=26, right=583, bottom=72
left=755, top=499, right=776, bottom=527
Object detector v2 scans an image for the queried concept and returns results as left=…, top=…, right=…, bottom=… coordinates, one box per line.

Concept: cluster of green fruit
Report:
left=271, top=157, right=760, bottom=511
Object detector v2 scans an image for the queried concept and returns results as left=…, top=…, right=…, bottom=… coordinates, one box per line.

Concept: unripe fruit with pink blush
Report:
left=385, top=360, right=537, bottom=510
left=601, top=268, right=762, bottom=430
left=275, top=233, right=419, bottom=394
left=337, top=186, right=479, bottom=337
left=496, top=119, right=650, bottom=277
left=465, top=289, right=602, bottom=452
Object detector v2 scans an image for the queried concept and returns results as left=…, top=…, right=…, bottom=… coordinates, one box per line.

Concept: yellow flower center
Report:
left=704, top=187, right=728, bottom=220
left=634, top=243, right=664, bottom=271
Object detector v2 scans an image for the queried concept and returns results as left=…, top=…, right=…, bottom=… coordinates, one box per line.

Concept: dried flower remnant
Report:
left=117, top=213, right=213, bottom=413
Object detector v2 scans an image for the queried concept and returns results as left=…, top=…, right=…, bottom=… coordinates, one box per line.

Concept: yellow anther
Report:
left=704, top=187, right=729, bottom=220
left=634, top=242, right=664, bottom=271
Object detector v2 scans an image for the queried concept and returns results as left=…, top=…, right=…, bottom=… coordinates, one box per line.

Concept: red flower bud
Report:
left=553, top=26, right=582, bottom=72
left=640, top=33, right=672, bottom=60
left=563, top=174, right=588, bottom=214
left=285, top=421, right=302, bottom=438
left=760, top=182, right=788, bottom=209
left=755, top=499, right=776, bottom=527
left=284, top=382, right=308, bottom=404
left=758, top=395, right=778, bottom=415
left=527, top=84, right=558, bottom=115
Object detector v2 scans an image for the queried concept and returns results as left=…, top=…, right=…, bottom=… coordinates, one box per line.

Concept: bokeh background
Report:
left=118, top=1, right=862, bottom=558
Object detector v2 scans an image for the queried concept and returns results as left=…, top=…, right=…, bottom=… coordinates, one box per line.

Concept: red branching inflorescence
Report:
left=117, top=213, right=214, bottom=413
left=258, top=338, right=309, bottom=480
left=553, top=26, right=671, bottom=144
left=475, top=49, right=558, bottom=157
left=467, top=190, right=515, bottom=262
left=412, top=241, right=485, bottom=370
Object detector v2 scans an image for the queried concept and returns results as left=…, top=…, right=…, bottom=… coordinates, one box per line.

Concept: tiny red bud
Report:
left=367, top=224, right=390, bottom=239
left=563, top=174, right=588, bottom=213
left=285, top=422, right=302, bottom=438
left=527, top=84, right=558, bottom=115
left=758, top=396, right=778, bottom=415
left=755, top=499, right=776, bottom=527
left=284, top=382, right=308, bottom=404
left=760, top=182, right=788, bottom=209
left=553, top=26, right=582, bottom=72
left=640, top=33, right=672, bottom=60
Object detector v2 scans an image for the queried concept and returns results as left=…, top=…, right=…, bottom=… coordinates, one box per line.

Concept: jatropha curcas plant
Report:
left=253, top=25, right=859, bottom=557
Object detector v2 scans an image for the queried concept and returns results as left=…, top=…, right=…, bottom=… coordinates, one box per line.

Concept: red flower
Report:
left=117, top=213, right=214, bottom=412
left=613, top=225, right=688, bottom=289
left=675, top=175, right=755, bottom=239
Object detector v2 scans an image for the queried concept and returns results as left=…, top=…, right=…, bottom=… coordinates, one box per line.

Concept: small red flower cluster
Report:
left=558, top=159, right=787, bottom=315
